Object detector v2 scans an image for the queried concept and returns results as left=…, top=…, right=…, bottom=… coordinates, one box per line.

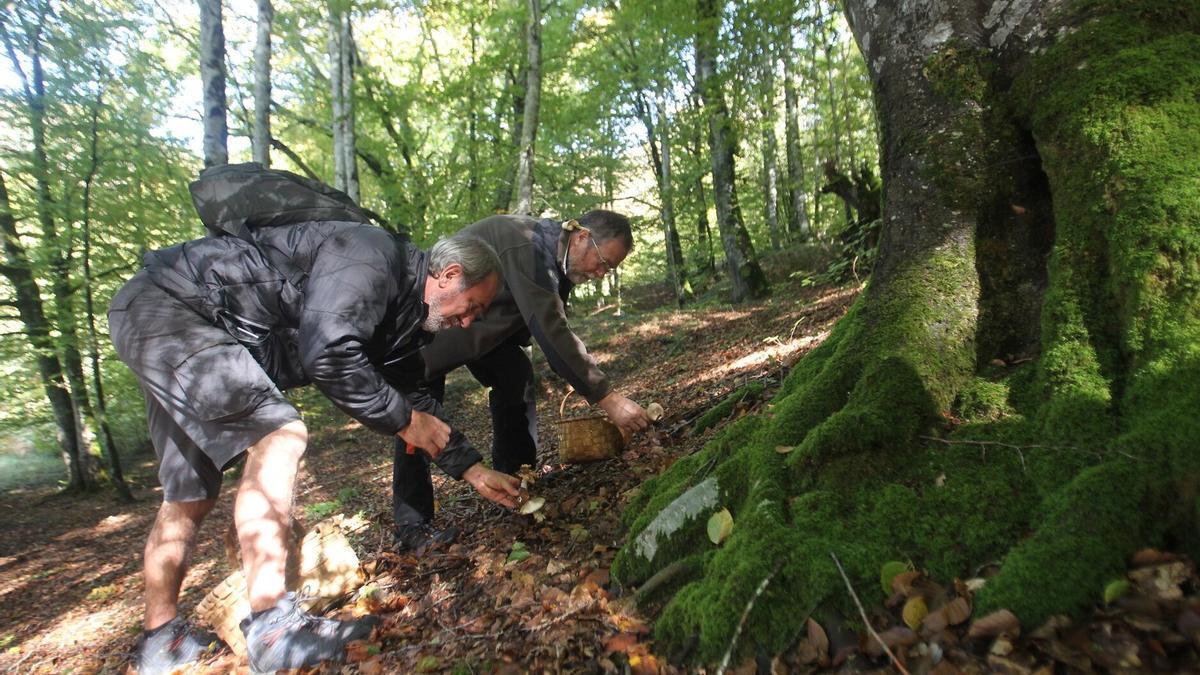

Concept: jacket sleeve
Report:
left=402, top=387, right=483, bottom=479
left=298, top=227, right=415, bottom=435
left=504, top=247, right=611, bottom=404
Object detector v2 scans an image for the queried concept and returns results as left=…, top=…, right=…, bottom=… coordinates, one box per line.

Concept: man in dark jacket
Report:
left=109, top=222, right=520, bottom=674
left=392, top=210, right=651, bottom=552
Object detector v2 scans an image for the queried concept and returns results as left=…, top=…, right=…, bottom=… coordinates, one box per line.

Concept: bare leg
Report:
left=144, top=498, right=217, bottom=630
left=234, top=420, right=308, bottom=612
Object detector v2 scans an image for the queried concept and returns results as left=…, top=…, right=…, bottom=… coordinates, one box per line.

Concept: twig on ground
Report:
left=633, top=558, right=697, bottom=606
left=919, top=435, right=1140, bottom=465
left=716, top=559, right=784, bottom=675
left=830, top=551, right=911, bottom=675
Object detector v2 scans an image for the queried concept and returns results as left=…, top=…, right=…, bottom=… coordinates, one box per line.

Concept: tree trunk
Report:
left=491, top=64, right=525, bottom=213
left=514, top=0, right=542, bottom=215
left=758, top=62, right=782, bottom=251
left=781, top=35, right=810, bottom=239
left=467, top=15, right=480, bottom=216
left=328, top=2, right=358, bottom=201
left=614, top=0, right=1200, bottom=664
left=2, top=9, right=98, bottom=490
left=689, top=125, right=715, bottom=275
left=695, top=0, right=768, bottom=303
left=252, top=0, right=273, bottom=166
left=81, top=89, right=133, bottom=502
left=656, top=90, right=686, bottom=306
left=198, top=0, right=228, bottom=168
left=0, top=172, right=89, bottom=491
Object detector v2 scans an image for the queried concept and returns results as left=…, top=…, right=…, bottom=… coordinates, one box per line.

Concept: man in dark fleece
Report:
left=109, top=224, right=520, bottom=674
left=391, top=210, right=652, bottom=553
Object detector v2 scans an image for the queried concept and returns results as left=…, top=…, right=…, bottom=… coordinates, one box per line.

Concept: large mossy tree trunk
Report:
left=613, top=0, right=1200, bottom=664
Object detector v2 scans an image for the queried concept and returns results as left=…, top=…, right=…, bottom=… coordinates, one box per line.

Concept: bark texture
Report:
left=782, top=42, right=810, bottom=239
left=514, top=0, right=542, bottom=215
left=615, top=0, right=1200, bottom=664
left=198, top=0, right=228, bottom=168
left=329, top=1, right=358, bottom=200
left=252, top=0, right=273, bottom=166
left=695, top=0, right=769, bottom=303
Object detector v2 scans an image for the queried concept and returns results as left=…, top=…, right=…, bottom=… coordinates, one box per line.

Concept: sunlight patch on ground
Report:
left=704, top=331, right=830, bottom=381
left=36, top=603, right=132, bottom=651
left=93, top=513, right=138, bottom=536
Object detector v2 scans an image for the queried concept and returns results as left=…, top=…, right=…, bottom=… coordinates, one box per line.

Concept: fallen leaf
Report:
left=880, top=561, right=908, bottom=595
left=865, top=626, right=918, bottom=657
left=1103, top=579, right=1131, bottom=604
left=1131, top=548, right=1179, bottom=568
left=943, top=596, right=972, bottom=625
left=1129, top=562, right=1189, bottom=600
left=604, top=633, right=640, bottom=654
left=775, top=445, right=794, bottom=454
left=903, top=596, right=929, bottom=630
left=806, top=617, right=829, bottom=659
left=968, top=609, right=1020, bottom=639
left=892, top=570, right=922, bottom=596
left=707, top=508, right=733, bottom=545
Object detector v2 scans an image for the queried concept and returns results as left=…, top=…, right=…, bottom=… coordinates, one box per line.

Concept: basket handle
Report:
left=559, top=389, right=578, bottom=419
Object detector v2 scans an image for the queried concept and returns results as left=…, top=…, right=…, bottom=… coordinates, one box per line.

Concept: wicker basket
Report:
left=556, top=391, right=625, bottom=464
left=194, top=517, right=366, bottom=656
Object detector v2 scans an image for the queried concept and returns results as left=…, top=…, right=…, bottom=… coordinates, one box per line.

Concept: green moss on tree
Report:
left=691, top=381, right=766, bottom=434
left=615, top=1, right=1200, bottom=666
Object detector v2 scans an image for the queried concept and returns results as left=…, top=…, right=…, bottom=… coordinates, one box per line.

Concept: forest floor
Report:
left=2, top=256, right=1198, bottom=674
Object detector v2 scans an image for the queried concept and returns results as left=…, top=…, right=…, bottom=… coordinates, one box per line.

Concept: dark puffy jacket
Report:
left=141, top=220, right=482, bottom=478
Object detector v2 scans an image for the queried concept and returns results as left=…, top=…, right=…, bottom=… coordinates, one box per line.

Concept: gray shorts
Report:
left=108, top=272, right=300, bottom=502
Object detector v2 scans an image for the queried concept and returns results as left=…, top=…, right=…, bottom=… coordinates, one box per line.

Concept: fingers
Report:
left=498, top=474, right=521, bottom=497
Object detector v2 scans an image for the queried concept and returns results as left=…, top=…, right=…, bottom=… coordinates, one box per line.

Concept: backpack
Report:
left=188, top=162, right=371, bottom=241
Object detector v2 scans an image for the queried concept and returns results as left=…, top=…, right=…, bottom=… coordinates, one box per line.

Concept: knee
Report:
left=255, top=420, right=308, bottom=457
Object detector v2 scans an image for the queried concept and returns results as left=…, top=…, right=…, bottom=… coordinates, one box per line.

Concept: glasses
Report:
left=587, top=233, right=613, bottom=276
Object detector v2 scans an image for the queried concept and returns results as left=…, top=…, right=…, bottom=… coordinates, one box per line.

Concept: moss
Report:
left=923, top=41, right=993, bottom=104
left=619, top=2, right=1200, bottom=664
left=976, top=461, right=1157, bottom=626
left=954, top=378, right=1012, bottom=422
left=691, top=381, right=766, bottom=435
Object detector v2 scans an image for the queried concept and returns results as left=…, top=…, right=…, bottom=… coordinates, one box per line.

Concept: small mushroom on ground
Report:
left=519, top=496, right=546, bottom=515
left=646, top=402, right=665, bottom=422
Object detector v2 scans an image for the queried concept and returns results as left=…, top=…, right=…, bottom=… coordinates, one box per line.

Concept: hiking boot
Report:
left=134, top=615, right=224, bottom=674
left=393, top=522, right=459, bottom=556
left=240, top=593, right=379, bottom=674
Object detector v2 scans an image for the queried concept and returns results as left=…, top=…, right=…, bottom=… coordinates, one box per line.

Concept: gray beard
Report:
left=422, top=300, right=446, bottom=332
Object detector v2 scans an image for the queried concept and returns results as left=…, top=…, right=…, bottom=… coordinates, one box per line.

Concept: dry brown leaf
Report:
left=775, top=445, right=795, bottom=454
left=891, top=570, right=922, bottom=596
left=358, top=656, right=384, bottom=675
left=806, top=617, right=829, bottom=659
left=1129, top=561, right=1189, bottom=600
left=603, top=633, right=640, bottom=654
left=1130, top=548, right=1180, bottom=568
left=345, top=640, right=380, bottom=663
left=922, top=608, right=948, bottom=634
left=943, top=596, right=972, bottom=626
left=865, top=626, right=919, bottom=658
left=968, top=609, right=1020, bottom=640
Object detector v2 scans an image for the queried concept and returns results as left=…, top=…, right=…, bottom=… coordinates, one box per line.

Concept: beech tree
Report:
left=695, top=0, right=768, bottom=302
left=513, top=0, right=542, bottom=215
left=614, top=0, right=1199, bottom=664
left=198, top=0, right=228, bottom=167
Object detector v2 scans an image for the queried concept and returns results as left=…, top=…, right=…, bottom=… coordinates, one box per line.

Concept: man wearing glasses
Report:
left=390, top=210, right=652, bottom=553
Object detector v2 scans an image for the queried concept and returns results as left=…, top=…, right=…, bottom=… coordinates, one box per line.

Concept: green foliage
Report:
left=302, top=500, right=342, bottom=520
left=691, top=381, right=765, bottom=434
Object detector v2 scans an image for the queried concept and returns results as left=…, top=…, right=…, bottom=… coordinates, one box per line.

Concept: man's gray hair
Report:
left=429, top=233, right=503, bottom=287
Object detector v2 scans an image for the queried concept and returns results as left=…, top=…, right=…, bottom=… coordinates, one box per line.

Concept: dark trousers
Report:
left=392, top=339, right=539, bottom=528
